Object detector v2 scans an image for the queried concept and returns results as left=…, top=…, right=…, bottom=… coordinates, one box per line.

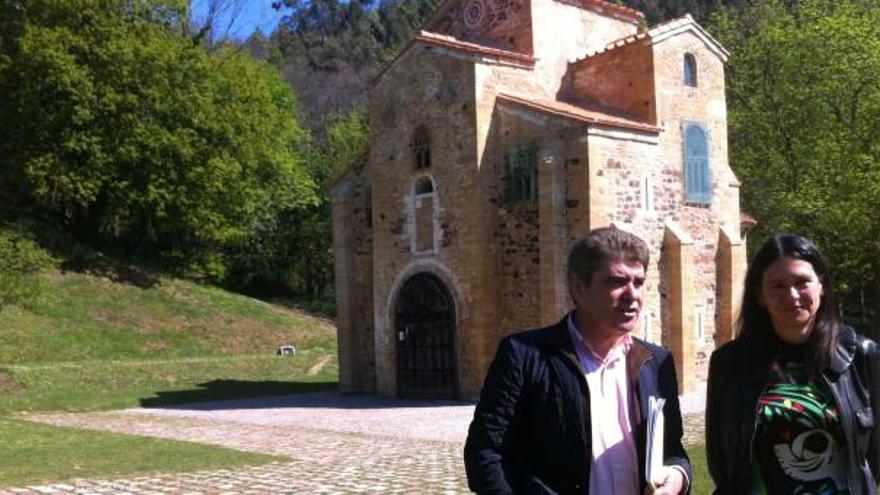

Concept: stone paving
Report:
left=1, top=391, right=706, bottom=494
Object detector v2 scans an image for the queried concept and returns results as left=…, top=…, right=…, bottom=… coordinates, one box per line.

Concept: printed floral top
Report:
left=752, top=346, right=850, bottom=494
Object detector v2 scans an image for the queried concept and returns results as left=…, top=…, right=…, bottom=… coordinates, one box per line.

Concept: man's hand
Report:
left=644, top=466, right=685, bottom=495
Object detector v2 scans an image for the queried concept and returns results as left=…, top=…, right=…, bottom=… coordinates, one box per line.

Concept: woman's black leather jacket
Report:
left=706, top=326, right=880, bottom=494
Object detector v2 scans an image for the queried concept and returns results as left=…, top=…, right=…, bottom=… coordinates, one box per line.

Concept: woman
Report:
left=706, top=234, right=880, bottom=494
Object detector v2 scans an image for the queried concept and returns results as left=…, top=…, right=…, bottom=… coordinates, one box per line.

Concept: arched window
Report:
left=411, top=126, right=431, bottom=169
left=412, top=175, right=436, bottom=253
left=684, top=53, right=697, bottom=87
left=684, top=123, right=711, bottom=204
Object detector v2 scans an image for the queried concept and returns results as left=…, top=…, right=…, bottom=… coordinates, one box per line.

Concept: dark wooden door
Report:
left=395, top=273, right=456, bottom=399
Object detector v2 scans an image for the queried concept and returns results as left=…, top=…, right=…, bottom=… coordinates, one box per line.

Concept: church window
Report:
left=683, top=123, right=711, bottom=204
left=641, top=173, right=654, bottom=211
left=412, top=175, right=436, bottom=253
left=684, top=53, right=697, bottom=87
left=411, top=126, right=431, bottom=169
left=695, top=306, right=705, bottom=340
left=414, top=176, right=434, bottom=195
left=506, top=143, right=538, bottom=203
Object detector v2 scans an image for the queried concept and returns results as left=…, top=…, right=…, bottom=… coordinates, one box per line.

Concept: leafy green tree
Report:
left=712, top=0, right=880, bottom=334
left=0, top=0, right=315, bottom=279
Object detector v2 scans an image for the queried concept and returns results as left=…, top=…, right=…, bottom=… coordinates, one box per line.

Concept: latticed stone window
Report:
left=505, top=143, right=538, bottom=203
left=411, top=126, right=431, bottom=169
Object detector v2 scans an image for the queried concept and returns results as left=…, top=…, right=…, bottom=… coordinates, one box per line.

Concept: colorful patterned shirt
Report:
left=751, top=347, right=850, bottom=494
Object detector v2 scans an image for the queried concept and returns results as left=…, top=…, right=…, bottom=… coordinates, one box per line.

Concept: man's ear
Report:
left=568, top=273, right=584, bottom=299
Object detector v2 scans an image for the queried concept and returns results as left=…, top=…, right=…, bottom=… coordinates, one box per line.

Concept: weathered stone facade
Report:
left=332, top=0, right=748, bottom=398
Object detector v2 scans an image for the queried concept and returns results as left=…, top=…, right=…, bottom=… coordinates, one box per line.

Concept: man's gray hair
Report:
left=567, top=227, right=650, bottom=285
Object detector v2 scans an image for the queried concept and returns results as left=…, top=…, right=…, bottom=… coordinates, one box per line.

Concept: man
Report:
left=464, top=227, right=691, bottom=494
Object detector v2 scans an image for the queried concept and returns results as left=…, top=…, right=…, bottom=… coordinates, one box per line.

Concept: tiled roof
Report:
left=740, top=212, right=758, bottom=230
left=497, top=93, right=660, bottom=133
left=578, top=0, right=643, bottom=22
left=330, top=151, right=369, bottom=190
left=414, top=31, right=536, bottom=65
left=573, top=14, right=729, bottom=64
left=374, top=31, right=535, bottom=84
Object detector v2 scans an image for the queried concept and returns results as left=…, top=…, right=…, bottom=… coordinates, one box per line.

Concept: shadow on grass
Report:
left=140, top=380, right=476, bottom=410
left=140, top=380, right=338, bottom=408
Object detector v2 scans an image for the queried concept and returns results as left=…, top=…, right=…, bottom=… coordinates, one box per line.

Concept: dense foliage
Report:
left=0, top=0, right=316, bottom=284
left=712, top=0, right=880, bottom=333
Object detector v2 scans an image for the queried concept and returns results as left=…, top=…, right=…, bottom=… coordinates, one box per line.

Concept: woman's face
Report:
left=759, top=256, right=824, bottom=344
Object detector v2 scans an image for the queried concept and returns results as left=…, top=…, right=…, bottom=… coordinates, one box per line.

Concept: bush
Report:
left=0, top=227, right=54, bottom=311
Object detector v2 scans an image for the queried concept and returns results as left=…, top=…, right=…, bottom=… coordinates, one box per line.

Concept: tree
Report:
left=0, top=0, right=316, bottom=280
left=712, top=0, right=880, bottom=334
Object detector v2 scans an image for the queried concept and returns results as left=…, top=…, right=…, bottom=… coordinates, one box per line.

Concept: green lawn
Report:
left=0, top=269, right=339, bottom=486
left=688, top=443, right=713, bottom=494
left=0, top=418, right=285, bottom=486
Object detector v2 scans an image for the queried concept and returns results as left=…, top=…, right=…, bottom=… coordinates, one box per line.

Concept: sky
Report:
left=190, top=0, right=287, bottom=40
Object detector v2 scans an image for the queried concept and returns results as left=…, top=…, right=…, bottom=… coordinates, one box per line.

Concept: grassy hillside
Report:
left=0, top=268, right=338, bottom=413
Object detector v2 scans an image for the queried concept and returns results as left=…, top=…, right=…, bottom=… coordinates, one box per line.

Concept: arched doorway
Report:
left=394, top=272, right=457, bottom=398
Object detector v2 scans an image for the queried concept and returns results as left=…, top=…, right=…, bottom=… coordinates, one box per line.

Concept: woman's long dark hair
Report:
left=737, top=234, right=844, bottom=379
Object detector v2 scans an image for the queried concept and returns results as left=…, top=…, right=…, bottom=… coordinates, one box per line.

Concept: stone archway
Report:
left=394, top=272, right=457, bottom=399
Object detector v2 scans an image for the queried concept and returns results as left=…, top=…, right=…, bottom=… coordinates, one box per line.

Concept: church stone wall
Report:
left=331, top=161, right=376, bottom=394
left=530, top=0, right=637, bottom=94
left=651, top=30, right=742, bottom=383
left=369, top=45, right=497, bottom=398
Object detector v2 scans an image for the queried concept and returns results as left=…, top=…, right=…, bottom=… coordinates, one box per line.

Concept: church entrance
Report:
left=394, top=272, right=457, bottom=399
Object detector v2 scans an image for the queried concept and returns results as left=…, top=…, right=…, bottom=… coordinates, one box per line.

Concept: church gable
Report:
left=424, top=0, right=533, bottom=54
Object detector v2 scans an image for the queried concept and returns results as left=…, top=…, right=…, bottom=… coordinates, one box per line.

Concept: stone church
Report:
left=331, top=0, right=751, bottom=399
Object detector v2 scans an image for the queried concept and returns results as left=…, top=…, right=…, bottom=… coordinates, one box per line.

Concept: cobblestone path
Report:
left=1, top=391, right=705, bottom=494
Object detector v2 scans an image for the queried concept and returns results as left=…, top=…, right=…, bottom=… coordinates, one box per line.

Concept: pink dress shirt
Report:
left=567, top=314, right=640, bottom=495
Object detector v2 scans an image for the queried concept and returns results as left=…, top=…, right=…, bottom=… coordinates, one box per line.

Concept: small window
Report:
left=411, top=126, right=431, bottom=169
left=641, top=173, right=654, bottom=211
left=684, top=53, right=697, bottom=87
left=364, top=186, right=372, bottom=228
left=506, top=143, right=538, bottom=203
left=412, top=176, right=436, bottom=253
left=414, top=176, right=434, bottom=195
left=683, top=123, right=711, bottom=204
left=695, top=306, right=705, bottom=340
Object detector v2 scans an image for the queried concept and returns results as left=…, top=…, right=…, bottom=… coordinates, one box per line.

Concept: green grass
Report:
left=0, top=418, right=285, bottom=486
left=0, top=268, right=339, bottom=486
left=0, top=272, right=335, bottom=364
left=0, top=352, right=338, bottom=414
left=687, top=443, right=713, bottom=494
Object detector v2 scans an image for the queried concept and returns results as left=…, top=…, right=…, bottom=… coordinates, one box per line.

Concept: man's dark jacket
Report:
left=706, top=326, right=880, bottom=494
left=464, top=315, right=691, bottom=494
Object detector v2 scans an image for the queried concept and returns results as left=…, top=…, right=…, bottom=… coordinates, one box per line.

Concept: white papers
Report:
left=645, top=396, right=665, bottom=488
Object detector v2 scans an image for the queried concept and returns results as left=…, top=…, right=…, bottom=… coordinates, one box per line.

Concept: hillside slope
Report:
left=0, top=269, right=338, bottom=413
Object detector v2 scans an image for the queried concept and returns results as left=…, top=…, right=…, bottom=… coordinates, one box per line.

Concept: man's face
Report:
left=570, top=259, right=646, bottom=337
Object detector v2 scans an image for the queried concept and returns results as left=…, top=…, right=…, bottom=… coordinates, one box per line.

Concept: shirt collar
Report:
left=567, top=312, right=632, bottom=366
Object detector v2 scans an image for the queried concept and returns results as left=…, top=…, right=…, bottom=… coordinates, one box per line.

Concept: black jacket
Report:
left=464, top=315, right=691, bottom=494
left=706, top=326, right=880, bottom=494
